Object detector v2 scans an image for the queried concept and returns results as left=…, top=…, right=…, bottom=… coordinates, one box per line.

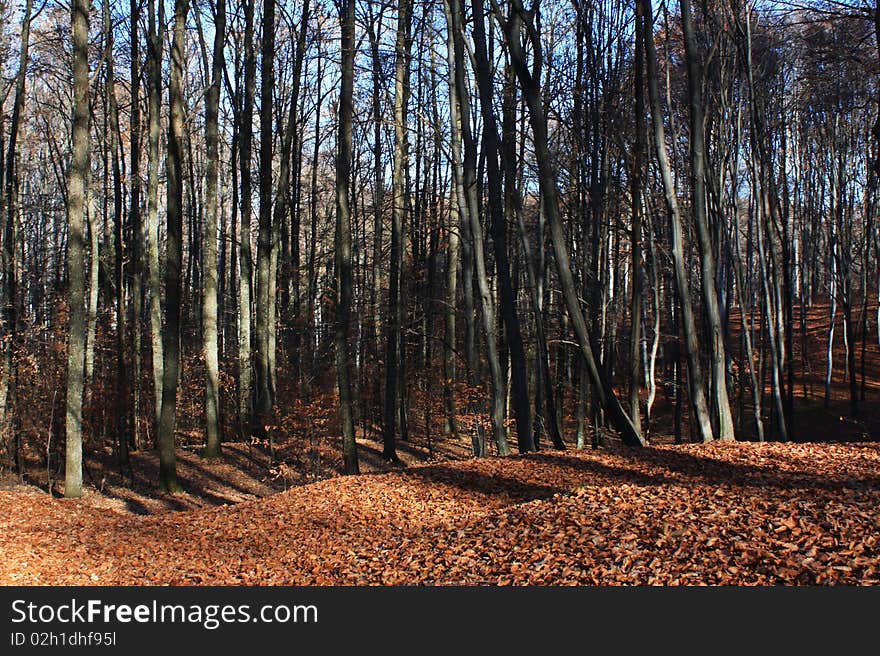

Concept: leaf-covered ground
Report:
left=1, top=442, right=878, bottom=585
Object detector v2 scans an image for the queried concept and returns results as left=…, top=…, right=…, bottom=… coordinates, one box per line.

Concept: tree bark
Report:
left=255, top=0, right=276, bottom=432
left=629, top=0, right=645, bottom=435
left=129, top=0, right=143, bottom=449
left=499, top=0, right=644, bottom=446
left=642, top=0, right=713, bottom=443
left=64, top=0, right=90, bottom=498
left=156, top=0, right=189, bottom=493
left=238, top=0, right=256, bottom=439
left=146, top=0, right=165, bottom=434
left=382, top=0, right=413, bottom=463
left=470, top=0, right=534, bottom=454
left=202, top=0, right=226, bottom=458
left=680, top=0, right=735, bottom=441
left=336, top=0, right=360, bottom=474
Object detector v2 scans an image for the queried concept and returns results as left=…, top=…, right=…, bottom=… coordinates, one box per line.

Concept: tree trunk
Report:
left=629, top=0, right=645, bottom=435
left=500, top=0, right=644, bottom=446
left=64, top=0, right=90, bottom=498
left=336, top=0, right=360, bottom=474
left=238, top=0, right=256, bottom=439
left=470, top=0, right=534, bottom=454
left=255, top=0, right=276, bottom=432
left=0, top=0, right=33, bottom=446
left=146, top=0, right=165, bottom=434
left=642, top=0, right=713, bottom=443
left=451, top=0, right=509, bottom=456
left=680, top=0, right=735, bottom=441
left=501, top=64, right=562, bottom=449
left=382, top=0, right=413, bottom=463
left=156, top=0, right=189, bottom=493
left=103, top=0, right=130, bottom=467
left=129, top=0, right=143, bottom=449
left=202, top=0, right=226, bottom=458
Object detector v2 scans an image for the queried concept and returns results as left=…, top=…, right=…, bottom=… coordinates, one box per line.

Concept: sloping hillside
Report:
left=2, top=442, right=879, bottom=585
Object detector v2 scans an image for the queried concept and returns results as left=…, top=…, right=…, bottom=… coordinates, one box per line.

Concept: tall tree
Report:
left=451, top=0, right=510, bottom=456
left=680, top=0, right=735, bottom=441
left=238, top=0, right=256, bottom=440
left=65, top=0, right=90, bottom=498
left=146, top=0, right=165, bottom=432
left=202, top=0, right=226, bottom=458
left=382, top=0, right=413, bottom=463
left=0, top=0, right=32, bottom=437
left=156, top=0, right=189, bottom=493
left=642, top=0, right=714, bottom=443
left=498, top=0, right=644, bottom=446
left=629, top=0, right=646, bottom=435
left=470, top=0, right=534, bottom=453
left=129, top=0, right=143, bottom=448
left=335, top=0, right=359, bottom=474
left=255, top=0, right=276, bottom=432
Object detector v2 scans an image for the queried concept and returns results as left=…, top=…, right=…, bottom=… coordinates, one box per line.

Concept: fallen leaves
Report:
left=1, top=441, right=879, bottom=585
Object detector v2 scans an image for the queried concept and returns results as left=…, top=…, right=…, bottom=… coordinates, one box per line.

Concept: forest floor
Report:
left=1, top=441, right=879, bottom=585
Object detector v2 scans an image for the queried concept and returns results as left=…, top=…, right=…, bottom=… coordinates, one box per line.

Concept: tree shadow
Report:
left=398, top=455, right=678, bottom=504
left=615, top=445, right=880, bottom=492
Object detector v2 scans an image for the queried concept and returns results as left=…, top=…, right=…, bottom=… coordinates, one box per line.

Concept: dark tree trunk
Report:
left=336, top=0, right=360, bottom=474
left=157, top=0, right=189, bottom=493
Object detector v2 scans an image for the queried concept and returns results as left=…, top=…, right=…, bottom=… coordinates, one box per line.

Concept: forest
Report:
left=0, top=0, right=879, bottom=586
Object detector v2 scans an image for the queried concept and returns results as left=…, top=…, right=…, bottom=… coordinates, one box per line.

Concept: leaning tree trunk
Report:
left=64, top=0, right=90, bottom=498
left=641, top=0, right=714, bottom=443
left=502, top=64, right=563, bottom=449
left=470, top=0, right=534, bottom=454
left=680, top=0, right=735, bottom=441
left=156, top=0, right=189, bottom=493
left=499, top=0, right=644, bottom=446
left=450, top=0, right=510, bottom=456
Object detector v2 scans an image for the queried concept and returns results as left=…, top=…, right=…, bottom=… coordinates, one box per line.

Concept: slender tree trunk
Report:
left=306, top=39, right=323, bottom=381
left=255, top=0, right=276, bottom=431
left=367, top=7, right=385, bottom=432
left=382, top=0, right=413, bottom=463
left=146, top=0, right=165, bottom=434
left=65, top=0, right=90, bottom=498
left=1, top=0, right=32, bottom=440
left=157, top=0, right=189, bottom=493
left=471, top=0, right=534, bottom=453
left=129, top=0, right=143, bottom=449
left=680, top=0, right=734, bottom=441
left=451, top=0, right=509, bottom=456
left=336, top=0, right=360, bottom=474
left=629, top=0, right=645, bottom=435
left=103, top=0, right=130, bottom=467
left=238, top=0, right=256, bottom=439
left=501, top=1, right=644, bottom=446
left=84, top=182, right=99, bottom=391
left=202, top=0, right=226, bottom=458
left=502, top=64, right=562, bottom=449
left=274, top=0, right=311, bottom=395
left=642, top=0, right=713, bottom=442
